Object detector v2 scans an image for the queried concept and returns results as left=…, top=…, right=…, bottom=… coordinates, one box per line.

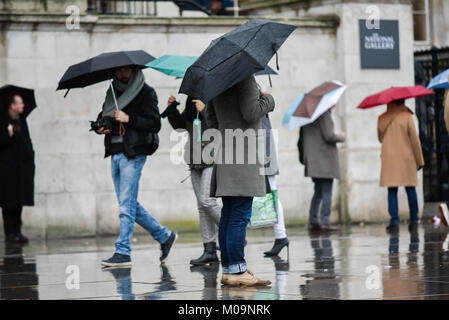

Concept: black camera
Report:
left=90, top=116, right=115, bottom=132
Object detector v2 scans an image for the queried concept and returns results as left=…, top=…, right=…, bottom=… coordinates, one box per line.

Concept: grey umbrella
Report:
left=179, top=19, right=296, bottom=103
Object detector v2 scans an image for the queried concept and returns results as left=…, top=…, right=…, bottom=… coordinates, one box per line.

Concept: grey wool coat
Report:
left=205, top=76, right=275, bottom=197
left=301, top=110, right=345, bottom=180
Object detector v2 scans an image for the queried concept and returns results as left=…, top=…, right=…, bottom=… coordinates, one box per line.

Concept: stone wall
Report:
left=0, top=13, right=340, bottom=238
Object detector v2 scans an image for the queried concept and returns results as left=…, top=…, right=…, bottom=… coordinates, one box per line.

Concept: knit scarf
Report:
left=102, top=69, right=145, bottom=117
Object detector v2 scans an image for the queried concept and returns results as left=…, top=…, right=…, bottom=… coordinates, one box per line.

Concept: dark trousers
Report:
left=219, top=196, right=253, bottom=274
left=309, top=178, right=334, bottom=225
left=1, top=206, right=23, bottom=236
left=387, top=187, right=419, bottom=224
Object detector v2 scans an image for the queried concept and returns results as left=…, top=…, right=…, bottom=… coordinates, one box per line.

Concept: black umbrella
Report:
left=57, top=50, right=156, bottom=96
left=254, top=65, right=278, bottom=76
left=0, top=85, right=37, bottom=119
left=255, top=65, right=278, bottom=87
left=179, top=19, right=296, bottom=103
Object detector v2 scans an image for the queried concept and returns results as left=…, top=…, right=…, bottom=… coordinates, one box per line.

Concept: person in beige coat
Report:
left=378, top=99, right=424, bottom=233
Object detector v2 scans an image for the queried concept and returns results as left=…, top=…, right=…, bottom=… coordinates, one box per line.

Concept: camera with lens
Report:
left=90, top=116, right=115, bottom=132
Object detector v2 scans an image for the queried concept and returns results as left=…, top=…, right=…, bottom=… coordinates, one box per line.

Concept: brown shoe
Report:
left=225, top=271, right=271, bottom=287
left=221, top=274, right=229, bottom=285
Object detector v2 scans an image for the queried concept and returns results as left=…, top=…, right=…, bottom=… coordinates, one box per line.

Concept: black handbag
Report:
left=297, top=127, right=304, bottom=165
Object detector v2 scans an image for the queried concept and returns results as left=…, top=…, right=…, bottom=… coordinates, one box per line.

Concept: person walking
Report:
left=96, top=65, right=177, bottom=267
left=378, top=99, right=424, bottom=233
left=0, top=93, right=34, bottom=244
left=261, top=114, right=289, bottom=257
left=164, top=95, right=221, bottom=266
left=300, top=108, right=345, bottom=232
left=202, top=75, right=274, bottom=287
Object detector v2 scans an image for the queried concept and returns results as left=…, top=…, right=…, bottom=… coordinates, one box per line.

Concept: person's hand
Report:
left=192, top=99, right=205, bottom=112
left=115, top=110, right=129, bottom=123
left=340, top=131, right=346, bottom=140
left=7, top=124, right=14, bottom=137
left=167, top=96, right=176, bottom=106
left=97, top=127, right=112, bottom=135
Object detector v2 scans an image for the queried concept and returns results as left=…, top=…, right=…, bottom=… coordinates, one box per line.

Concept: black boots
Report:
left=190, top=242, right=219, bottom=266
left=264, top=237, right=289, bottom=257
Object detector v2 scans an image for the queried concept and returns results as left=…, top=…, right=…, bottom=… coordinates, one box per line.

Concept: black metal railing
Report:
left=86, top=0, right=215, bottom=16
left=87, top=0, right=158, bottom=16
left=414, top=47, right=449, bottom=202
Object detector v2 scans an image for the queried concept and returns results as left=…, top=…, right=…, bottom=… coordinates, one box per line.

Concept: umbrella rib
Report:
left=192, top=24, right=267, bottom=73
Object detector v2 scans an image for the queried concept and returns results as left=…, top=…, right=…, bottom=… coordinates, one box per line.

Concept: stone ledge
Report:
left=0, top=12, right=339, bottom=29
left=240, top=0, right=412, bottom=12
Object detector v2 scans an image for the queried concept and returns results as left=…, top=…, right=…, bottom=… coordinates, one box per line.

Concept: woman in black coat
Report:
left=0, top=93, right=35, bottom=243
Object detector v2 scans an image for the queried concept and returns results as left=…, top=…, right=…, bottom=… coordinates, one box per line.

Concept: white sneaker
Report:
left=439, top=203, right=449, bottom=227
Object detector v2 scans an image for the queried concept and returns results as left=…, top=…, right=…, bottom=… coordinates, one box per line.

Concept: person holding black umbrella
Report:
left=0, top=91, right=35, bottom=244
left=200, top=75, right=274, bottom=287
left=95, top=65, right=177, bottom=267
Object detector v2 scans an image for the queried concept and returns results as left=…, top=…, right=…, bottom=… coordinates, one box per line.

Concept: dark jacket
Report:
left=0, top=112, right=35, bottom=207
left=165, top=97, right=213, bottom=170
left=96, top=83, right=161, bottom=159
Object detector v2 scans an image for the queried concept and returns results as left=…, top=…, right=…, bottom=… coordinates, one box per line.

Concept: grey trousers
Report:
left=191, top=166, right=221, bottom=243
left=309, top=178, right=334, bottom=225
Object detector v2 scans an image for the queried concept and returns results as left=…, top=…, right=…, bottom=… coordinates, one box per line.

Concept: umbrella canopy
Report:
left=427, top=68, right=449, bottom=90
left=0, top=85, right=37, bottom=119
left=282, top=81, right=346, bottom=130
left=57, top=50, right=155, bottom=92
left=254, top=65, right=278, bottom=76
left=179, top=19, right=297, bottom=103
left=357, top=85, right=434, bottom=109
left=146, top=55, right=198, bottom=78
left=255, top=65, right=278, bottom=87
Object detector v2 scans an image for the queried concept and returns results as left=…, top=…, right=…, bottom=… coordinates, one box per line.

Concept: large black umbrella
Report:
left=179, top=19, right=296, bottom=103
left=57, top=50, right=156, bottom=95
left=0, top=85, right=37, bottom=119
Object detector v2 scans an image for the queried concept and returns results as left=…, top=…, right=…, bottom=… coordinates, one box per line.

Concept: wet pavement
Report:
left=2, top=221, right=449, bottom=300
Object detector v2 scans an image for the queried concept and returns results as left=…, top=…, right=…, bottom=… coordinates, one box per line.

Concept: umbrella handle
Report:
left=193, top=111, right=201, bottom=142
left=110, top=81, right=119, bottom=111
left=272, top=44, right=279, bottom=70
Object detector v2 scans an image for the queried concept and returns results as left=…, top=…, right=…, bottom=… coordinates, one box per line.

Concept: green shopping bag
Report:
left=249, top=190, right=278, bottom=228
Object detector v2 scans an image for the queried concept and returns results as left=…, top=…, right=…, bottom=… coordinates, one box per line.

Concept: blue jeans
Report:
left=387, top=187, right=419, bottom=224
left=111, top=153, right=171, bottom=256
left=309, top=178, right=333, bottom=225
left=219, top=197, right=253, bottom=274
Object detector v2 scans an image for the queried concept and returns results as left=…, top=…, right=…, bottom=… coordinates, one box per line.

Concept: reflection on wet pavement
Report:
left=4, top=223, right=449, bottom=299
